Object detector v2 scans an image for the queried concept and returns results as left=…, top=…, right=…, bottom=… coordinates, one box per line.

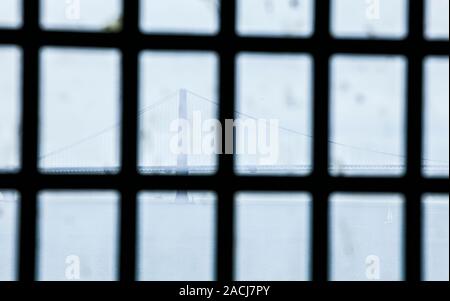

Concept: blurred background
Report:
left=0, top=0, right=448, bottom=281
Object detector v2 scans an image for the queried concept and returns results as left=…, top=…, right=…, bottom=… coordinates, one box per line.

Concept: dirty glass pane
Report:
left=425, top=0, right=449, bottom=40
left=237, top=0, right=314, bottom=37
left=37, top=191, right=118, bottom=281
left=138, top=191, right=216, bottom=281
left=236, top=54, right=313, bottom=175
left=140, top=0, right=219, bottom=34
left=0, top=191, right=19, bottom=281
left=423, top=57, right=449, bottom=178
left=423, top=194, right=449, bottom=281
left=330, top=193, right=404, bottom=281
left=0, top=46, right=21, bottom=172
left=138, top=51, right=218, bottom=175
left=331, top=0, right=408, bottom=39
left=39, top=48, right=121, bottom=174
left=235, top=192, right=311, bottom=281
left=330, top=55, right=406, bottom=176
left=0, top=0, right=21, bottom=28
left=41, top=0, right=122, bottom=32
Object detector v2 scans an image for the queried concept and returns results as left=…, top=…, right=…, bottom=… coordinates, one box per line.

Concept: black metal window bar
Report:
left=0, top=0, right=448, bottom=283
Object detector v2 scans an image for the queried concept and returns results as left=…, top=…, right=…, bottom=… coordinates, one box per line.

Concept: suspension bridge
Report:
left=2, top=88, right=447, bottom=175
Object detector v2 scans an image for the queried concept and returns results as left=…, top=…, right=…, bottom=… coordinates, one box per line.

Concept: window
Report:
left=41, top=0, right=122, bottom=32
left=0, top=191, right=19, bottom=281
left=237, top=0, right=315, bottom=37
left=0, top=0, right=448, bottom=283
left=0, top=0, right=22, bottom=28
left=138, top=191, right=216, bottom=280
left=37, top=191, right=119, bottom=281
left=140, top=0, right=220, bottom=34
left=423, top=57, right=449, bottom=178
left=423, top=194, right=449, bottom=281
left=235, top=192, right=311, bottom=281
left=236, top=54, right=313, bottom=175
left=138, top=52, right=218, bottom=174
left=39, top=48, right=121, bottom=173
left=330, top=193, right=404, bottom=281
left=330, top=55, right=406, bottom=176
left=425, top=0, right=449, bottom=40
left=331, top=0, right=408, bottom=39
left=0, top=46, right=21, bottom=172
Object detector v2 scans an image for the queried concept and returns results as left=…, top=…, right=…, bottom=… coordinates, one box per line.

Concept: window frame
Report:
left=0, top=0, right=448, bottom=282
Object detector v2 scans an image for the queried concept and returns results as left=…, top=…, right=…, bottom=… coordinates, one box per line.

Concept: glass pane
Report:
left=423, top=194, right=449, bottom=281
left=423, top=57, right=449, bottom=178
left=331, top=0, right=408, bottom=39
left=138, top=191, right=216, bottom=281
left=140, top=0, right=219, bottom=34
left=37, top=191, right=118, bottom=281
left=235, top=192, right=311, bottom=281
left=330, top=193, right=404, bottom=281
left=236, top=54, right=313, bottom=175
left=39, top=48, right=121, bottom=174
left=330, top=55, right=406, bottom=177
left=139, top=52, right=218, bottom=175
left=425, top=0, right=449, bottom=40
left=0, top=0, right=21, bottom=28
left=0, top=191, right=19, bottom=281
left=0, top=46, right=21, bottom=172
left=41, top=0, right=122, bottom=32
left=237, top=0, right=314, bottom=37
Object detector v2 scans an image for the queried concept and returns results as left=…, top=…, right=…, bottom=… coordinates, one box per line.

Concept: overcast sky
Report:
left=0, top=0, right=448, bottom=282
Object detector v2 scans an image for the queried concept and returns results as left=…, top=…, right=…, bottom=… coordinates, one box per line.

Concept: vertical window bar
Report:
left=405, top=0, right=425, bottom=282
left=312, top=0, right=331, bottom=282
left=119, top=0, right=140, bottom=282
left=18, top=0, right=40, bottom=282
left=216, top=0, right=237, bottom=282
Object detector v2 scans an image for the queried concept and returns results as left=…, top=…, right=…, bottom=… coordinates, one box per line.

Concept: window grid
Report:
left=0, top=0, right=448, bottom=282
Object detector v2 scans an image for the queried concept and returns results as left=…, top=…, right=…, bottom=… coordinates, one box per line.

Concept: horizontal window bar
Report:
left=0, top=29, right=448, bottom=55
left=0, top=174, right=447, bottom=193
